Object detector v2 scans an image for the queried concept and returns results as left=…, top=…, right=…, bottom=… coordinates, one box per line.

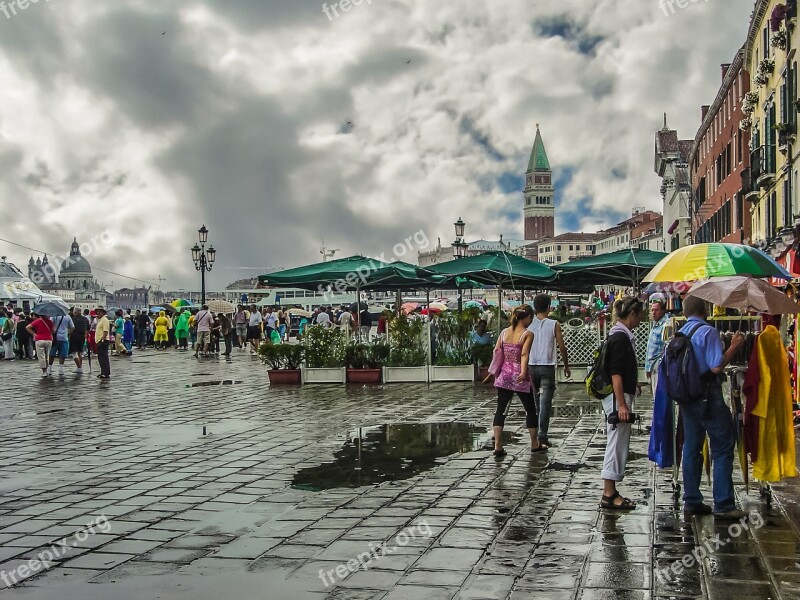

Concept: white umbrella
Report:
left=207, top=299, right=235, bottom=314
left=689, top=276, right=800, bottom=314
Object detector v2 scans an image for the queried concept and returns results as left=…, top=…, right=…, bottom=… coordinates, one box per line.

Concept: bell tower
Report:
left=523, top=125, right=555, bottom=240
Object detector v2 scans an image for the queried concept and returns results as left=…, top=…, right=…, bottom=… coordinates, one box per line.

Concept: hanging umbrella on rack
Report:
left=688, top=276, right=800, bottom=315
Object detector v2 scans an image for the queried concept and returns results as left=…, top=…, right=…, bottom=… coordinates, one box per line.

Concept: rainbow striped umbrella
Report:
left=171, top=299, right=194, bottom=308
left=643, top=243, right=791, bottom=283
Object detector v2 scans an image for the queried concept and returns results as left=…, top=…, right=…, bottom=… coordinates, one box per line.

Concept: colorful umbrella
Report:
left=428, top=302, right=448, bottom=312
left=401, top=302, right=419, bottom=314
left=643, top=243, right=791, bottom=283
left=464, top=299, right=487, bottom=309
left=171, top=299, right=193, bottom=308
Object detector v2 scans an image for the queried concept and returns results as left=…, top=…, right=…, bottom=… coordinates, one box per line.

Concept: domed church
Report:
left=28, top=238, right=111, bottom=309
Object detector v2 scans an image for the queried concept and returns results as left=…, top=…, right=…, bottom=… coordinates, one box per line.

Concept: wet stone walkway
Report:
left=0, top=350, right=798, bottom=599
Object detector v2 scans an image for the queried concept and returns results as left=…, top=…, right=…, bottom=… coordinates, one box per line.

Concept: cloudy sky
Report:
left=0, top=0, right=753, bottom=291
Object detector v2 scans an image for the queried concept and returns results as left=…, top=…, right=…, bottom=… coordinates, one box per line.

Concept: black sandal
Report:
left=493, top=449, right=507, bottom=457
left=600, top=491, right=635, bottom=510
left=531, top=444, right=549, bottom=453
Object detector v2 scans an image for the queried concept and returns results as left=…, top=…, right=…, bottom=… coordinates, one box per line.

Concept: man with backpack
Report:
left=675, top=296, right=745, bottom=519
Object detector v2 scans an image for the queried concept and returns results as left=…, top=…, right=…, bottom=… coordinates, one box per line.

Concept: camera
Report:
left=607, top=411, right=640, bottom=427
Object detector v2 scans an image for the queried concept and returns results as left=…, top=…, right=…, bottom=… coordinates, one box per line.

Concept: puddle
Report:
left=292, top=423, right=492, bottom=491
left=545, top=462, right=589, bottom=472
left=189, top=380, right=242, bottom=387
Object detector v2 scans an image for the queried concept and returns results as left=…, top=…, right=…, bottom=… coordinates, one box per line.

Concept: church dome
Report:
left=60, top=238, right=92, bottom=274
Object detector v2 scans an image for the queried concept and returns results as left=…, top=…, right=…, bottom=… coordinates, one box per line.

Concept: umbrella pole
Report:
left=426, top=289, right=432, bottom=380
left=498, top=285, right=502, bottom=336
left=356, top=285, right=362, bottom=342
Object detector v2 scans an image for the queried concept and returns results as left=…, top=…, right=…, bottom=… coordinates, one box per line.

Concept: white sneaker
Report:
left=74, top=368, right=83, bottom=374
left=46, top=366, right=52, bottom=376
left=58, top=368, right=64, bottom=377
left=41, top=372, right=48, bottom=378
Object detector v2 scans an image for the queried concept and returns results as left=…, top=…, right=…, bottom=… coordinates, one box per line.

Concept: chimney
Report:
left=701, top=105, right=710, bottom=120
left=721, top=63, right=731, bottom=80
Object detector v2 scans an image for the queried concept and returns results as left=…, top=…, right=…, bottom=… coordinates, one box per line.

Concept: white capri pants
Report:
left=35, top=340, right=52, bottom=370
left=601, top=392, right=636, bottom=482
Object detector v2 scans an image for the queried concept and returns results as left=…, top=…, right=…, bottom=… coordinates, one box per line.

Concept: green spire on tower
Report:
left=527, top=124, right=550, bottom=172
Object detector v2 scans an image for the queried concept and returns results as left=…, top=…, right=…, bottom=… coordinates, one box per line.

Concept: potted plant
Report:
left=384, top=313, right=429, bottom=383
left=430, top=310, right=477, bottom=382
left=471, top=343, right=494, bottom=383
left=258, top=342, right=304, bottom=385
left=301, top=326, right=346, bottom=383
left=771, top=27, right=788, bottom=50
left=345, top=342, right=388, bottom=384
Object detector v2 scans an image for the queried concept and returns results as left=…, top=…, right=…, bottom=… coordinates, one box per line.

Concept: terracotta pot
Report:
left=268, top=369, right=301, bottom=385
left=346, top=368, right=382, bottom=384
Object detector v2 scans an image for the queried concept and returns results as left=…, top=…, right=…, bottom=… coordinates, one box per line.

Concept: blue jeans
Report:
left=681, top=386, right=736, bottom=512
left=531, top=365, right=556, bottom=442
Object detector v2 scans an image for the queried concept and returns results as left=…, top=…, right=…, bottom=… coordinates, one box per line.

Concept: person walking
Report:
left=527, top=294, right=571, bottom=449
left=123, top=315, right=135, bottom=354
left=135, top=310, right=151, bottom=350
left=234, top=305, right=248, bottom=348
left=219, top=312, right=233, bottom=356
left=194, top=305, right=214, bottom=357
left=491, top=305, right=544, bottom=457
left=359, top=307, right=373, bottom=342
left=26, top=312, right=53, bottom=377
left=95, top=307, right=111, bottom=379
left=678, top=296, right=746, bottom=519
left=70, top=307, right=89, bottom=374
left=599, top=296, right=643, bottom=510
left=247, top=304, right=263, bottom=353
left=48, top=311, right=75, bottom=376
left=15, top=312, right=33, bottom=360
left=153, top=311, right=170, bottom=350
left=112, top=310, right=126, bottom=356
left=175, top=309, right=190, bottom=351
left=645, top=294, right=669, bottom=399
left=0, top=308, right=14, bottom=360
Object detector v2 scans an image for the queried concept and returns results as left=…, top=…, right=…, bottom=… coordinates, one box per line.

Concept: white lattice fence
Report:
left=561, top=324, right=602, bottom=366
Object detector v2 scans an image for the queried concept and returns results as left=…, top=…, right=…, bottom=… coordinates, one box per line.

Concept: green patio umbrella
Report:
left=427, top=251, right=557, bottom=333
left=258, top=255, right=391, bottom=290
left=553, top=248, right=668, bottom=291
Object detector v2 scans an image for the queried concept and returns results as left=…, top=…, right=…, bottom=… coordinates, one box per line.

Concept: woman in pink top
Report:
left=492, top=304, right=544, bottom=456
left=26, top=313, right=53, bottom=377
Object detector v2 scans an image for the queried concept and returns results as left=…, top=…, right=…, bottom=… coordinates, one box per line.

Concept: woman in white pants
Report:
left=599, top=296, right=643, bottom=510
left=26, top=313, right=54, bottom=377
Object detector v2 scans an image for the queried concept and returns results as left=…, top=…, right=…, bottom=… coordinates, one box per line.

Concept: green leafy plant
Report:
left=258, top=342, right=304, bottom=370
left=471, top=343, right=494, bottom=367
left=346, top=341, right=392, bottom=369
left=302, top=326, right=345, bottom=368
left=370, top=343, right=390, bottom=368
left=433, top=311, right=475, bottom=366
left=386, top=313, right=427, bottom=367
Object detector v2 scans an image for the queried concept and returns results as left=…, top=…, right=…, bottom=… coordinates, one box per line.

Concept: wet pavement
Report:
left=0, top=350, right=798, bottom=599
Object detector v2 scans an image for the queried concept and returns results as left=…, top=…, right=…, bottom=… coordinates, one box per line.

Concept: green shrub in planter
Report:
left=302, top=326, right=345, bottom=368
left=433, top=310, right=476, bottom=366
left=258, top=342, right=304, bottom=370
left=386, top=313, right=427, bottom=367
left=346, top=341, right=391, bottom=369
left=471, top=343, right=494, bottom=367
left=369, top=342, right=390, bottom=368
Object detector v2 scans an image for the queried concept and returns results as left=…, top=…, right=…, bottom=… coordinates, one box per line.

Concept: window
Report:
left=557, top=245, right=561, bottom=251
left=569, top=245, right=573, bottom=251
left=738, top=131, right=743, bottom=163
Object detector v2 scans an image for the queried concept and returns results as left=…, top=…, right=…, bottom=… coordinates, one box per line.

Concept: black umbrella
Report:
left=349, top=302, right=368, bottom=312
left=32, top=301, right=69, bottom=317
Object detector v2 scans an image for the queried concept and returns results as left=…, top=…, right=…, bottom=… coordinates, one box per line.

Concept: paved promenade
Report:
left=0, top=350, right=798, bottom=599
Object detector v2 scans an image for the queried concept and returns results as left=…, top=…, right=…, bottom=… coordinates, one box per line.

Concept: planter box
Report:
left=346, top=369, right=382, bottom=384
left=383, top=366, right=429, bottom=383
left=268, top=369, right=302, bottom=385
left=429, top=365, right=475, bottom=382
left=302, top=367, right=346, bottom=384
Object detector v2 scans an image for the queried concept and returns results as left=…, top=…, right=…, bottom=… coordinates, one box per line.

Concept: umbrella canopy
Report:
left=349, top=301, right=368, bottom=312
left=171, top=299, right=193, bottom=308
left=644, top=243, right=790, bottom=283
left=464, top=299, right=488, bottom=309
left=207, top=299, right=235, bottom=314
left=32, top=301, right=70, bottom=317
left=688, top=276, right=800, bottom=315
left=287, top=308, right=313, bottom=318
left=149, top=306, right=165, bottom=313
left=401, top=302, right=419, bottom=314
left=428, top=301, right=448, bottom=311
left=554, top=248, right=668, bottom=288
left=427, top=251, right=557, bottom=288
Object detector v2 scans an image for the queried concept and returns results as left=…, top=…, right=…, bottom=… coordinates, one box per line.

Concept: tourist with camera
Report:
left=600, top=296, right=643, bottom=510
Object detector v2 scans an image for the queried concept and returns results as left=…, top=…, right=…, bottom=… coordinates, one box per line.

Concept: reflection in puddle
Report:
left=292, top=423, right=492, bottom=491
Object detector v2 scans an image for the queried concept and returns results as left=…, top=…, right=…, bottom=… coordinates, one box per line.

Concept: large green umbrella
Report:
left=258, top=255, right=391, bottom=290
left=554, top=248, right=668, bottom=290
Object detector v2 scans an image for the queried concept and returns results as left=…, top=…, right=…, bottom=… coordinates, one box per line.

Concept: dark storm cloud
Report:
left=0, top=1, right=65, bottom=83
left=76, top=7, right=224, bottom=128
left=201, top=0, right=325, bottom=31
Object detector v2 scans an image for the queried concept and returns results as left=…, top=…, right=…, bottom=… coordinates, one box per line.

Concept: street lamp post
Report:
left=191, top=225, right=216, bottom=305
left=452, top=218, right=468, bottom=313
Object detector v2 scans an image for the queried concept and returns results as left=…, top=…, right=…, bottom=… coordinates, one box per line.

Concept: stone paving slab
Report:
left=0, top=350, right=797, bottom=599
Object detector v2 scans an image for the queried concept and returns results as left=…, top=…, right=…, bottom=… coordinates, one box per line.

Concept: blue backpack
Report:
left=663, top=323, right=709, bottom=404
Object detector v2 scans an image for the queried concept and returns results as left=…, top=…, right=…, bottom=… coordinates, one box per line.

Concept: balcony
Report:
left=741, top=167, right=760, bottom=202
left=750, top=145, right=776, bottom=187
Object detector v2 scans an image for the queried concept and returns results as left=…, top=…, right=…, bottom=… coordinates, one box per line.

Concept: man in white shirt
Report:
left=193, top=305, right=214, bottom=358
left=315, top=309, right=331, bottom=328
left=338, top=309, right=352, bottom=340
left=49, top=313, right=75, bottom=377
left=527, top=294, right=571, bottom=449
left=248, top=305, right=263, bottom=353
